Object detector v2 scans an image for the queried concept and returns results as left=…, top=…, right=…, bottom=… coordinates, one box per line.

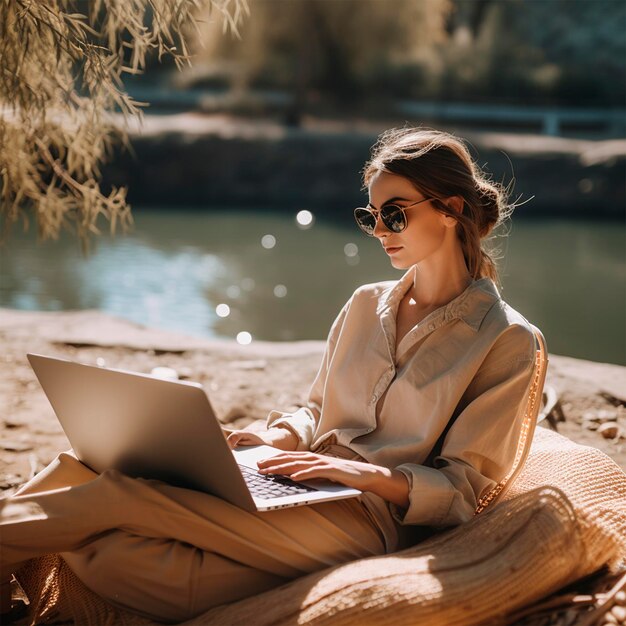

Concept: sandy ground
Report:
left=0, top=307, right=624, bottom=497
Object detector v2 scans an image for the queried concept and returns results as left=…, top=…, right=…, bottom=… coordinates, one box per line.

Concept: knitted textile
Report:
left=11, top=426, right=626, bottom=626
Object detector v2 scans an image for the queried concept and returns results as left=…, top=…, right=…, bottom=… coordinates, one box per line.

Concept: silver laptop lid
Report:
left=27, top=353, right=257, bottom=511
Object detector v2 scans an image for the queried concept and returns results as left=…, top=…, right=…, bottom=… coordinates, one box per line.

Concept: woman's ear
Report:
left=446, top=195, right=464, bottom=215
left=440, top=195, right=464, bottom=227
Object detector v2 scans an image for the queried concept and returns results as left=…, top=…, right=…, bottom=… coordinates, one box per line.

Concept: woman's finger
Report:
left=258, top=459, right=322, bottom=475
left=290, top=467, right=339, bottom=482
left=225, top=433, right=239, bottom=448
left=257, top=452, right=317, bottom=467
left=227, top=431, right=259, bottom=448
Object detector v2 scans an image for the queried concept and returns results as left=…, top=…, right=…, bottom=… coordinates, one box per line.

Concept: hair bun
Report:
left=476, top=181, right=503, bottom=236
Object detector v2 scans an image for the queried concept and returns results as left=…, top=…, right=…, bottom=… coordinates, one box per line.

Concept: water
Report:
left=1, top=208, right=624, bottom=365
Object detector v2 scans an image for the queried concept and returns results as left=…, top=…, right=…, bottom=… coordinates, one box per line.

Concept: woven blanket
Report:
left=13, top=427, right=626, bottom=626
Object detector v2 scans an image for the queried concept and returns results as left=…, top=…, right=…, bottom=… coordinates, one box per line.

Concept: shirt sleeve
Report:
left=390, top=324, right=538, bottom=528
left=265, top=295, right=353, bottom=450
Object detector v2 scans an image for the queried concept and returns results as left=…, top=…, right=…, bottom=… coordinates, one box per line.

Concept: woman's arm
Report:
left=390, top=324, right=539, bottom=528
left=256, top=452, right=411, bottom=508
left=226, top=425, right=299, bottom=451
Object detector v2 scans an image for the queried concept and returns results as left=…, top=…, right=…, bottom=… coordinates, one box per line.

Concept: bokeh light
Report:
left=273, top=284, right=288, bottom=298
left=215, top=303, right=230, bottom=317
left=261, top=234, right=276, bottom=249
left=236, top=331, right=252, bottom=345
left=296, top=210, right=314, bottom=229
left=344, top=243, right=359, bottom=257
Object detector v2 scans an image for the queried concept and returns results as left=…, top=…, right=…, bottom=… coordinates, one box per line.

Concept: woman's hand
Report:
left=256, top=451, right=410, bottom=508
left=226, top=427, right=299, bottom=451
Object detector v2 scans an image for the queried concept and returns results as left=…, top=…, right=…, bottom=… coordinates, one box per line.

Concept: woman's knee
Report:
left=63, top=530, right=289, bottom=622
left=63, top=530, right=201, bottom=622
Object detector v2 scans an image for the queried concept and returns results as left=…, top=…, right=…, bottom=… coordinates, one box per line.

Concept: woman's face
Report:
left=367, top=171, right=455, bottom=270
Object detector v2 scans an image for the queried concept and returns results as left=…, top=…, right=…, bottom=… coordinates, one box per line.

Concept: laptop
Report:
left=26, top=353, right=361, bottom=512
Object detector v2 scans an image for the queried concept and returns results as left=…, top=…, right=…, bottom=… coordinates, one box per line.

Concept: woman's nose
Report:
left=372, top=213, right=388, bottom=238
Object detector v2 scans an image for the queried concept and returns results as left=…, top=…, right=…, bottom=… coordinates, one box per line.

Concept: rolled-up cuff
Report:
left=266, top=407, right=316, bottom=451
left=389, top=463, right=456, bottom=527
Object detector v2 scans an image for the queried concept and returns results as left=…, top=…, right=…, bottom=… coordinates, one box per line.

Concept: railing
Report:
left=396, top=101, right=626, bottom=136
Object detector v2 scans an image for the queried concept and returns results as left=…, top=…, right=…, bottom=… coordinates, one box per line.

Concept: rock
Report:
left=150, top=367, right=179, bottom=380
left=0, top=441, right=33, bottom=452
left=177, top=366, right=194, bottom=380
left=597, top=422, right=622, bottom=439
left=600, top=384, right=626, bottom=406
left=0, top=473, right=24, bottom=489
left=229, top=360, right=267, bottom=370
left=583, top=409, right=620, bottom=422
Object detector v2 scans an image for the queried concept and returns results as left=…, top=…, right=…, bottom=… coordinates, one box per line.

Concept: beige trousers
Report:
left=0, top=448, right=418, bottom=623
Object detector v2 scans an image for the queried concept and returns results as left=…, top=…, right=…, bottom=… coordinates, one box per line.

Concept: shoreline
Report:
left=1, top=307, right=624, bottom=497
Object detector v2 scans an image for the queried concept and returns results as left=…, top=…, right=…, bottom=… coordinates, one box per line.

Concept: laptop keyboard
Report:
left=238, top=464, right=317, bottom=498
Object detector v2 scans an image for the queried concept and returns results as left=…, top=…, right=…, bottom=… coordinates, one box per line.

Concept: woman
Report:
left=0, top=127, right=541, bottom=623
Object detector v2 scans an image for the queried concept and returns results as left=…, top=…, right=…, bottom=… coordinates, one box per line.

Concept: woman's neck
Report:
left=407, top=264, right=474, bottom=310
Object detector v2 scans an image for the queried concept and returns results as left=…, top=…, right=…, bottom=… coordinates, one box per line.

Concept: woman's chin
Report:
left=389, top=256, right=411, bottom=270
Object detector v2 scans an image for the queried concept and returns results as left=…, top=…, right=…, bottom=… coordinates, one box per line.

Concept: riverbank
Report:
left=100, top=112, right=626, bottom=218
left=0, top=307, right=624, bottom=496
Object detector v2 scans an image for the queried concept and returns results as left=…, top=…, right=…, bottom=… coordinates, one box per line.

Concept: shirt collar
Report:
left=377, top=265, right=501, bottom=332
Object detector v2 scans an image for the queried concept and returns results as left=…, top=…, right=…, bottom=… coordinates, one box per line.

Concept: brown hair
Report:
left=361, top=126, right=519, bottom=288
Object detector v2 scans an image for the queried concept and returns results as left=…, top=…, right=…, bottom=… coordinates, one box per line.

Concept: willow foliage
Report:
left=0, top=0, right=249, bottom=247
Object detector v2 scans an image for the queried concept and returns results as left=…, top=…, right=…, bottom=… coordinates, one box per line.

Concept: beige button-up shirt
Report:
left=266, top=266, right=540, bottom=529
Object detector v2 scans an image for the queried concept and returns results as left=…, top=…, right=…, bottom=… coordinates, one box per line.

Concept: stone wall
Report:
left=101, top=119, right=625, bottom=218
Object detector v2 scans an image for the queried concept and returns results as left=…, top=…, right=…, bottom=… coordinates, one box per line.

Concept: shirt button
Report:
left=370, top=395, right=377, bottom=404
left=428, top=323, right=435, bottom=331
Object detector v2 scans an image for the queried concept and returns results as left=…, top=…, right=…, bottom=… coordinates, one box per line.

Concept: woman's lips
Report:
left=385, top=246, right=402, bottom=255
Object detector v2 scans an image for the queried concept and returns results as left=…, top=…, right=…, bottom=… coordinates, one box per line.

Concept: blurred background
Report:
left=1, top=0, right=625, bottom=364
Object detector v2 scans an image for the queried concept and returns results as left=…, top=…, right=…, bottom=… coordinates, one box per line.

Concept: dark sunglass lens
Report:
left=382, top=206, right=406, bottom=233
left=354, top=209, right=376, bottom=234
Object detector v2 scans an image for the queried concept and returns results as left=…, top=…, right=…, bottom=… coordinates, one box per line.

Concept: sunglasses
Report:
left=353, top=197, right=435, bottom=236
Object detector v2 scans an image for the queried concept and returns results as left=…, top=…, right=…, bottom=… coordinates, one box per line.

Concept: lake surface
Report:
left=1, top=208, right=624, bottom=365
